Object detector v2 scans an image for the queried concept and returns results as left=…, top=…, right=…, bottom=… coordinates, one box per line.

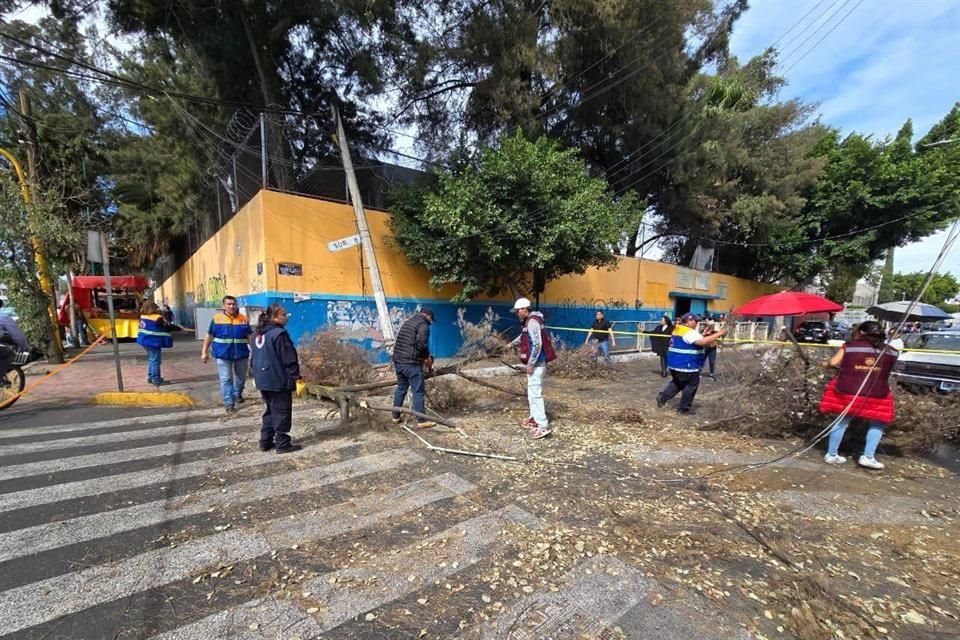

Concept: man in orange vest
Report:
left=201, top=296, right=252, bottom=413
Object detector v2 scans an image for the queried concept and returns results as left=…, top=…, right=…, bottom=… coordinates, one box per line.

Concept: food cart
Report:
left=58, top=275, right=151, bottom=339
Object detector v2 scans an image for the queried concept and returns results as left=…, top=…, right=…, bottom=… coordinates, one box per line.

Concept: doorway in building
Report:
left=674, top=297, right=691, bottom=319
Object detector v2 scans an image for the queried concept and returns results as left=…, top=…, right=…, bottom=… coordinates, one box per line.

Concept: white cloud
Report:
left=730, top=0, right=960, bottom=277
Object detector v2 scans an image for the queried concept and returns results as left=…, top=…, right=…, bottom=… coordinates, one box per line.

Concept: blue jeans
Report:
left=393, top=362, right=426, bottom=422
left=217, top=358, right=248, bottom=408
left=594, top=340, right=612, bottom=364
left=827, top=415, right=885, bottom=458
left=144, top=347, right=162, bottom=383
left=705, top=347, right=717, bottom=374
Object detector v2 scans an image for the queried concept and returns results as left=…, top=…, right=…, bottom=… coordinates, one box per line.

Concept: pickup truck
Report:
left=892, top=331, right=960, bottom=393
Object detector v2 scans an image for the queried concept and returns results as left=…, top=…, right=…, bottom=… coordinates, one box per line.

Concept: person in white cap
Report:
left=510, top=297, right=556, bottom=439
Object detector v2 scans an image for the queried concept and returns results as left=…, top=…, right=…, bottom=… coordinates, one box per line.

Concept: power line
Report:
left=599, top=0, right=865, bottom=199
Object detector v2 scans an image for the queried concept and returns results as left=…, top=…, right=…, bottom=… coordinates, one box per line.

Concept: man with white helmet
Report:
left=511, top=297, right=556, bottom=439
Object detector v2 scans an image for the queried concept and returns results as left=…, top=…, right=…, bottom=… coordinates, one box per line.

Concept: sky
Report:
left=728, top=0, right=960, bottom=278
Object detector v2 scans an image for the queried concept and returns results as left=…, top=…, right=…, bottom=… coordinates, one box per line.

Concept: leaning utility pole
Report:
left=17, top=90, right=64, bottom=363
left=331, top=105, right=395, bottom=344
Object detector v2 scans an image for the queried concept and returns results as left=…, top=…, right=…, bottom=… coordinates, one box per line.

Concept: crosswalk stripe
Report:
left=457, top=555, right=649, bottom=640
left=0, top=433, right=240, bottom=482
left=0, top=406, right=336, bottom=441
left=149, top=597, right=324, bottom=640
left=307, top=505, right=536, bottom=632
left=0, top=472, right=476, bottom=636
left=760, top=490, right=943, bottom=525
left=259, top=472, right=477, bottom=549
left=150, top=505, right=537, bottom=639
left=0, top=419, right=244, bottom=455
left=615, top=444, right=824, bottom=472
left=0, top=449, right=424, bottom=563
left=0, top=408, right=218, bottom=439
left=0, top=433, right=383, bottom=514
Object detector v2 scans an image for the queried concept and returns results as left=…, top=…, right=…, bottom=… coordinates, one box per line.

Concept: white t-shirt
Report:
left=681, top=329, right=704, bottom=345
left=888, top=338, right=904, bottom=352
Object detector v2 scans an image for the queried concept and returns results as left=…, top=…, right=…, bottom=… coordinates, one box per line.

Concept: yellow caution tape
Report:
left=543, top=325, right=960, bottom=354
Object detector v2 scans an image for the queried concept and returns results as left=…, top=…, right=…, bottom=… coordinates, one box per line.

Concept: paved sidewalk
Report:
left=20, top=333, right=226, bottom=408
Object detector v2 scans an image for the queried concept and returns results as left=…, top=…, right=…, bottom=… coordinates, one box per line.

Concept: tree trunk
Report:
left=240, top=10, right=293, bottom=190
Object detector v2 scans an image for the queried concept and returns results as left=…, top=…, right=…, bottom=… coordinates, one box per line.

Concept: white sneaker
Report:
left=824, top=454, right=847, bottom=465
left=858, top=455, right=884, bottom=470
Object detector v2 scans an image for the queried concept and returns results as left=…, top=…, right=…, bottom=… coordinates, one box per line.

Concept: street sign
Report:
left=327, top=234, right=361, bottom=253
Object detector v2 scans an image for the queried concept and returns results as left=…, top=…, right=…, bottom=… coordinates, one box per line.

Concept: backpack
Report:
left=519, top=316, right=557, bottom=364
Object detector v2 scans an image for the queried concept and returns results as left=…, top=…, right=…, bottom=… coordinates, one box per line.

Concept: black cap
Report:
left=420, top=307, right=434, bottom=321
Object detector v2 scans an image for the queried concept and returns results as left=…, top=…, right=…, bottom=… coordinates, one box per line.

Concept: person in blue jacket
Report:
left=251, top=303, right=302, bottom=454
left=136, top=301, right=173, bottom=386
left=201, top=295, right=252, bottom=414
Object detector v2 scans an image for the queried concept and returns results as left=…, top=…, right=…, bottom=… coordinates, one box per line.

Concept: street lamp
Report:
left=0, top=147, right=65, bottom=362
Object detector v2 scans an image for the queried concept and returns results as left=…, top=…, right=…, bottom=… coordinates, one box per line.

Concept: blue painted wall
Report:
left=224, top=290, right=673, bottom=360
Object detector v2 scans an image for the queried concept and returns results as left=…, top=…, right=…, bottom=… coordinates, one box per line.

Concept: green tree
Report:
left=0, top=174, right=83, bottom=348
left=783, top=112, right=960, bottom=288
left=0, top=15, right=110, bottom=233
left=389, top=133, right=639, bottom=301
left=656, top=53, right=829, bottom=280
left=884, top=272, right=959, bottom=306
left=388, top=0, right=745, bottom=252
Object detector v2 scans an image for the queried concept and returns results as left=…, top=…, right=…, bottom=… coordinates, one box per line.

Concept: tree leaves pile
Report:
left=453, top=308, right=510, bottom=363
left=548, top=344, right=622, bottom=380
left=297, top=329, right=376, bottom=386
left=426, top=377, right=480, bottom=414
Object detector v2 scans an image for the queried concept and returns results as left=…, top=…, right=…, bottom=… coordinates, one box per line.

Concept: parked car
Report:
left=892, top=331, right=960, bottom=393
left=793, top=321, right=852, bottom=343
left=828, top=321, right=853, bottom=341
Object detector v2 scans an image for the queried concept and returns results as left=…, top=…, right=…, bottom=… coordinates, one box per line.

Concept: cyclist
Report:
left=0, top=300, right=30, bottom=381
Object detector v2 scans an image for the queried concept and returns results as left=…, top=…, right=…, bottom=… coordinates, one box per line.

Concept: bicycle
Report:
left=0, top=350, right=32, bottom=410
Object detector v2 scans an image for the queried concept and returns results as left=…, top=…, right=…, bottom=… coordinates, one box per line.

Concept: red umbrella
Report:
left=733, top=291, right=843, bottom=317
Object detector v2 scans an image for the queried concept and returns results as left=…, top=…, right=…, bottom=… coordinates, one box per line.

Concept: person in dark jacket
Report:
left=251, top=304, right=302, bottom=454
left=391, top=307, right=436, bottom=428
left=650, top=315, right=673, bottom=377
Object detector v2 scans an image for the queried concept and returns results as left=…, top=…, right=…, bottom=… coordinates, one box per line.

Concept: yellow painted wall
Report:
left=259, top=190, right=463, bottom=300
left=155, top=193, right=265, bottom=323
left=159, top=189, right=781, bottom=317
left=538, top=254, right=777, bottom=311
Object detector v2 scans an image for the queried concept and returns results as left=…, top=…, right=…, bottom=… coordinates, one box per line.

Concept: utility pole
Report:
left=331, top=104, right=395, bottom=344
left=99, top=232, right=124, bottom=392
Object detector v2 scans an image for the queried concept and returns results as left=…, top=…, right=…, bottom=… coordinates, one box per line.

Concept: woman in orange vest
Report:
left=819, top=321, right=899, bottom=470
left=136, top=301, right=174, bottom=386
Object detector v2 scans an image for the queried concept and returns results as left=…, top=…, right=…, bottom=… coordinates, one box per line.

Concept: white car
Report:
left=892, top=331, right=960, bottom=393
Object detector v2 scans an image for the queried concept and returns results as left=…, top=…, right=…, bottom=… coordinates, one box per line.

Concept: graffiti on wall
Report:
left=249, top=275, right=264, bottom=293
left=207, top=273, right=228, bottom=304
left=192, top=273, right=229, bottom=306
left=326, top=300, right=414, bottom=348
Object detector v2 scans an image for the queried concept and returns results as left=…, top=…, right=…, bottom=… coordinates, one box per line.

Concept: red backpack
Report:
left=519, top=316, right=557, bottom=364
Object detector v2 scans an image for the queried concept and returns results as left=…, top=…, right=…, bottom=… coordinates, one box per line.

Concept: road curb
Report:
left=91, top=392, right=196, bottom=408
